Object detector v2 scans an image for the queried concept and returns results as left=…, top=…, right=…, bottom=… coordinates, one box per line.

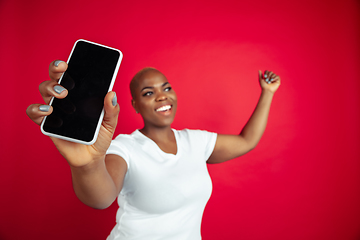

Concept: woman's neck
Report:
left=140, top=126, right=177, bottom=154
left=140, top=126, right=174, bottom=144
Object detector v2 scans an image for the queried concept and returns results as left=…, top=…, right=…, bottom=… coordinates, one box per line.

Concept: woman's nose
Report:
left=155, top=92, right=167, bottom=102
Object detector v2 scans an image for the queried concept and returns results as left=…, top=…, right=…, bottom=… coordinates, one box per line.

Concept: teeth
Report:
left=156, top=105, right=171, bottom=112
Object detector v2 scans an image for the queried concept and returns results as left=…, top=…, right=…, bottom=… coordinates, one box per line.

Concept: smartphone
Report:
left=41, top=39, right=123, bottom=145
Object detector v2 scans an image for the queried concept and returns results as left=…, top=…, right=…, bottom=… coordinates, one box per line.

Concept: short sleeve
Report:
left=106, top=134, right=133, bottom=170
left=181, top=129, right=217, bottom=162
left=200, top=130, right=217, bottom=160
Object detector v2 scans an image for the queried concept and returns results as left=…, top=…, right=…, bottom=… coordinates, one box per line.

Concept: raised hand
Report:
left=258, top=70, right=281, bottom=93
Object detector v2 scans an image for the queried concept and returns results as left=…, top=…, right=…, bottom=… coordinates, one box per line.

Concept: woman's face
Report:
left=131, top=70, right=177, bottom=129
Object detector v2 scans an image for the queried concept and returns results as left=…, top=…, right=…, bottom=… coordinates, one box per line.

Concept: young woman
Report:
left=26, top=60, right=281, bottom=239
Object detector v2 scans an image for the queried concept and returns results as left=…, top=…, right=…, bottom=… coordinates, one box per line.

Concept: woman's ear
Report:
left=131, top=99, right=138, bottom=114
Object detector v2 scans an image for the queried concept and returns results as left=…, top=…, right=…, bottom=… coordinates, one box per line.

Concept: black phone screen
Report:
left=42, top=40, right=121, bottom=144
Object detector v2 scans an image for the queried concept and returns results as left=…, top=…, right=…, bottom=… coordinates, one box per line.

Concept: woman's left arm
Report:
left=207, top=70, right=281, bottom=164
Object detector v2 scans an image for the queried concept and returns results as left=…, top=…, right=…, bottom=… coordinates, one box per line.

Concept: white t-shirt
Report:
left=106, top=129, right=217, bottom=240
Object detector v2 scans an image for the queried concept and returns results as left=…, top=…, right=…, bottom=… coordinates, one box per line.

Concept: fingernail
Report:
left=112, top=92, right=117, bottom=106
left=54, top=60, right=63, bottom=67
left=39, top=105, right=50, bottom=112
left=264, top=74, right=267, bottom=78
left=54, top=85, right=66, bottom=94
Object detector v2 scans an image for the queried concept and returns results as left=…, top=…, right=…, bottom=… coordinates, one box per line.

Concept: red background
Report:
left=1, top=0, right=359, bottom=239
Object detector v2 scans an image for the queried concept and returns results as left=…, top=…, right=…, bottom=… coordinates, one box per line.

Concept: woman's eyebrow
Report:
left=140, top=82, right=170, bottom=92
left=140, top=86, right=153, bottom=92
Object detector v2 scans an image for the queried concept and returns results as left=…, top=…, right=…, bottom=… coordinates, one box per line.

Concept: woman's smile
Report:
left=156, top=104, right=172, bottom=112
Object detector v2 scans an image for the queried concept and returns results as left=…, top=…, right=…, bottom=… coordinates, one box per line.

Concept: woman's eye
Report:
left=143, top=91, right=153, bottom=96
left=164, top=87, right=172, bottom=92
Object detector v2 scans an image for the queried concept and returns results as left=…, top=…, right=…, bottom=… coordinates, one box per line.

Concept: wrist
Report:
left=69, top=156, right=106, bottom=173
left=260, top=89, right=275, bottom=98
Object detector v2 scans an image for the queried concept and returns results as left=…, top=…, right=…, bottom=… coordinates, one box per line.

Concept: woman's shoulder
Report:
left=111, top=130, right=140, bottom=148
left=107, top=131, right=141, bottom=160
left=174, top=128, right=216, bottom=135
left=174, top=128, right=217, bottom=141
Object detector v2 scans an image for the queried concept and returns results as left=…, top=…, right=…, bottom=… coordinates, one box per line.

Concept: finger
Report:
left=39, top=80, right=68, bottom=104
left=264, top=71, right=279, bottom=84
left=263, top=70, right=271, bottom=83
left=270, top=75, right=281, bottom=84
left=26, top=104, right=53, bottom=126
left=93, top=92, right=120, bottom=152
left=258, top=70, right=263, bottom=80
left=263, top=70, right=269, bottom=79
left=49, top=60, right=68, bottom=82
left=263, top=70, right=275, bottom=84
left=102, top=91, right=120, bottom=134
left=267, top=72, right=279, bottom=84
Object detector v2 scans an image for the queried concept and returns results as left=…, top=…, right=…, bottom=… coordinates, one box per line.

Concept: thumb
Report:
left=258, top=70, right=263, bottom=80
left=91, top=91, right=119, bottom=154
left=102, top=91, right=120, bottom=134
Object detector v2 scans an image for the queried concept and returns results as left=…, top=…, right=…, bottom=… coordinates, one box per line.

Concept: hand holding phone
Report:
left=26, top=39, right=122, bottom=167
left=41, top=39, right=123, bottom=145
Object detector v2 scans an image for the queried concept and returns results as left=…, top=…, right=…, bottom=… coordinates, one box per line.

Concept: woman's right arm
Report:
left=26, top=60, right=127, bottom=209
left=70, top=154, right=127, bottom=209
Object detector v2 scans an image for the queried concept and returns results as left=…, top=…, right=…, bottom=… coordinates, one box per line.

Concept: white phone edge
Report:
left=40, top=39, right=123, bottom=145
